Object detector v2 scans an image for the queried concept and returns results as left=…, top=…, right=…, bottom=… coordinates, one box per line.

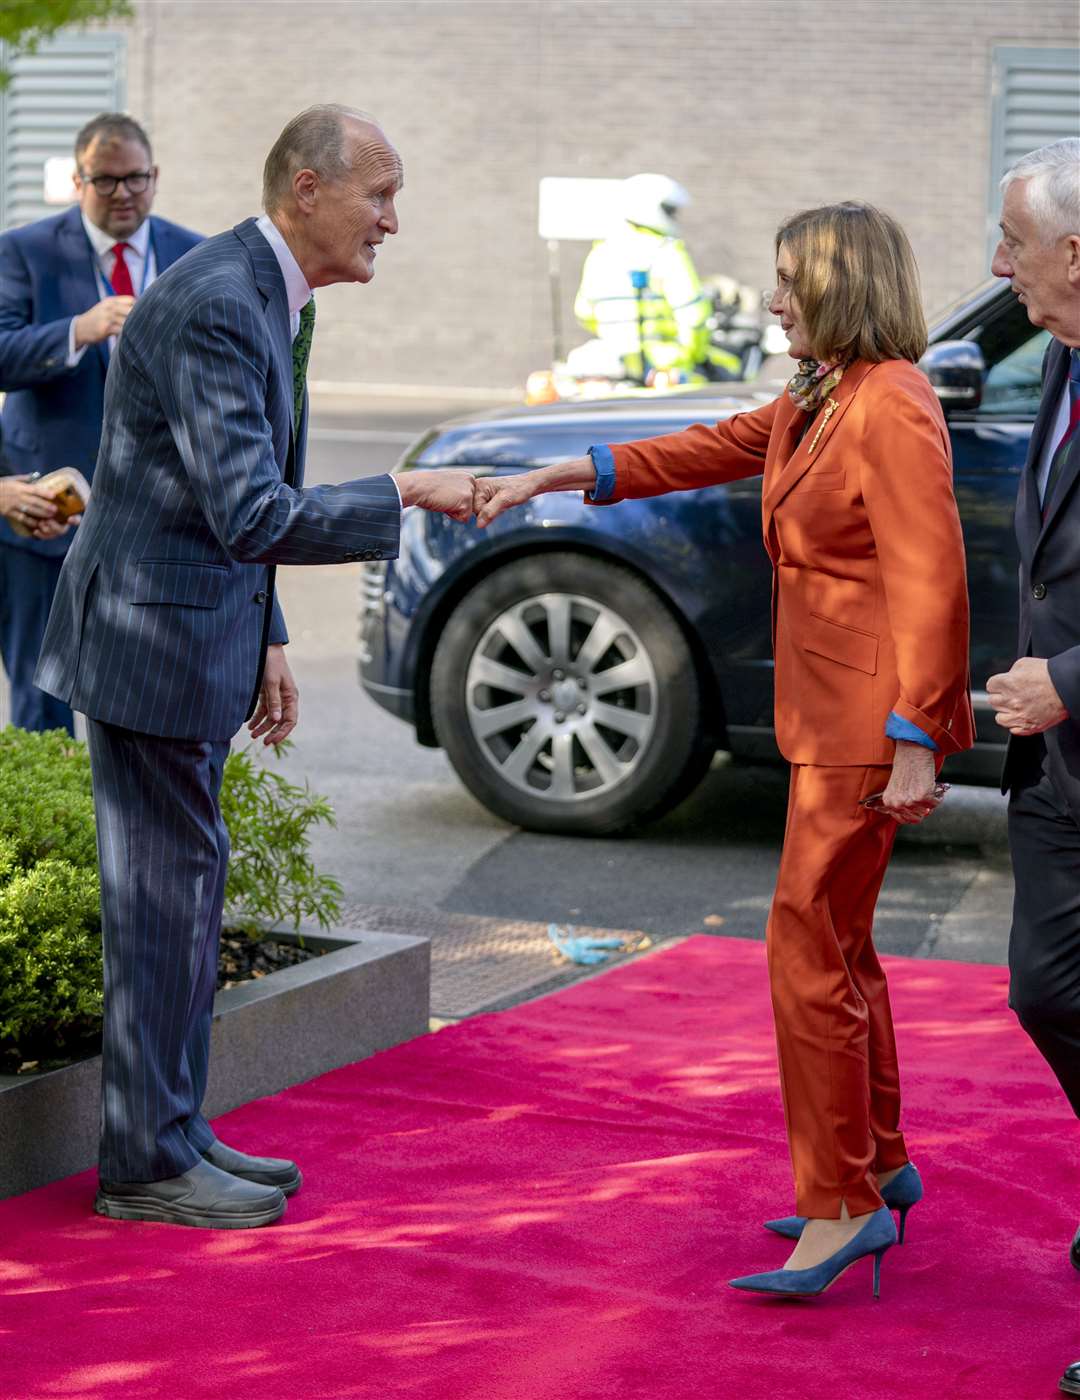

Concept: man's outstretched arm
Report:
left=398, top=470, right=477, bottom=522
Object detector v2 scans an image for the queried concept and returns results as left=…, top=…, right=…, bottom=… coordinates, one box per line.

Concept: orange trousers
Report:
left=766, top=762, right=912, bottom=1219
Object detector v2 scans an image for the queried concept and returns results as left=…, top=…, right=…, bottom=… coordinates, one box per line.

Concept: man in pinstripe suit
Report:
left=35, top=105, right=476, bottom=1229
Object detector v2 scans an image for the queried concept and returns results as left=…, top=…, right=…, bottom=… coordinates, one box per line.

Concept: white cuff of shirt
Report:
left=66, top=317, right=89, bottom=368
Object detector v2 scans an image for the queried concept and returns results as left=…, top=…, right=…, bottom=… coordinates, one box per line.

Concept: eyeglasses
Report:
left=79, top=170, right=153, bottom=196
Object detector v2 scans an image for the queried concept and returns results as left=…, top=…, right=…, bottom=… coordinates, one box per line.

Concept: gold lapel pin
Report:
left=807, top=397, right=840, bottom=455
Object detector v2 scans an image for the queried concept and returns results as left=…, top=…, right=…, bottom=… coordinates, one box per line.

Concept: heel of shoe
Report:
left=872, top=1247, right=887, bottom=1299
left=881, top=1162, right=922, bottom=1245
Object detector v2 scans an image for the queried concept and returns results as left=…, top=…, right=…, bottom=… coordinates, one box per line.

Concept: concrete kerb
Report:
left=308, top=381, right=520, bottom=403
left=0, top=925, right=430, bottom=1200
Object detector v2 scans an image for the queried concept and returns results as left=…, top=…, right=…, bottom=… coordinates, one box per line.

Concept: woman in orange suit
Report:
left=474, top=202, right=974, bottom=1299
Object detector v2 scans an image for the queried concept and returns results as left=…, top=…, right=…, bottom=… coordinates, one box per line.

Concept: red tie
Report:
left=110, top=242, right=134, bottom=297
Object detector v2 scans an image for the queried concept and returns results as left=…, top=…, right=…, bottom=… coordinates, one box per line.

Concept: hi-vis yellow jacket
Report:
left=574, top=224, right=711, bottom=377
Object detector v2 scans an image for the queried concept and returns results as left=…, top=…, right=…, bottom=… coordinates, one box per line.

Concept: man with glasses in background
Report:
left=0, top=112, right=200, bottom=733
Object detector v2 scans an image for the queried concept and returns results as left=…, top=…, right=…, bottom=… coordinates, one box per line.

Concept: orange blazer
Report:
left=597, top=358, right=975, bottom=766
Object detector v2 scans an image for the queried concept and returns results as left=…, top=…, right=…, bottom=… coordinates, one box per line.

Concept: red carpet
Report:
left=1, top=935, right=1076, bottom=1400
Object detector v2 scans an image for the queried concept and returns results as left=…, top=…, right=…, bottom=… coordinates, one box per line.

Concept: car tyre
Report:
left=430, top=553, right=713, bottom=834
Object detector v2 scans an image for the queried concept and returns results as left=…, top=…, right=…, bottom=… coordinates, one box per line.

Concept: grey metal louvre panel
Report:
left=0, top=34, right=127, bottom=230
left=988, top=46, right=1080, bottom=256
left=1002, top=64, right=1080, bottom=159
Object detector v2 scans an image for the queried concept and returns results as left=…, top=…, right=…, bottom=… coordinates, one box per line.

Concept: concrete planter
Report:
left=0, top=926, right=430, bottom=1200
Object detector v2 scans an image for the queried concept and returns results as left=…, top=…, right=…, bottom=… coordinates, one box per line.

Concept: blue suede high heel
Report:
left=730, top=1205, right=897, bottom=1298
left=763, top=1162, right=923, bottom=1245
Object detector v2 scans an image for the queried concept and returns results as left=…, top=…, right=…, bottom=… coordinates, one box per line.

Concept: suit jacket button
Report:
left=343, top=551, right=358, bottom=562
left=1032, top=582, right=1047, bottom=600
left=373, top=550, right=384, bottom=560
left=254, top=590, right=268, bottom=603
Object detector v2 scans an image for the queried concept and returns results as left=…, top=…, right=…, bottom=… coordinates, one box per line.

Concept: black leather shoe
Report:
left=202, top=1139, right=302, bottom=1196
left=1071, top=1224, right=1080, bottom=1273
left=96, top=1159, right=286, bottom=1229
left=1060, top=1360, right=1080, bottom=1396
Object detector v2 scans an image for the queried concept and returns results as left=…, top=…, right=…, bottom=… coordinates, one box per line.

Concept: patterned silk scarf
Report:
left=786, top=357, right=845, bottom=413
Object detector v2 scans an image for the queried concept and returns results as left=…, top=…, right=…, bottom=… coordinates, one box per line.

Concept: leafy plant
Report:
left=0, top=727, right=341, bottom=1060
left=0, top=725, right=97, bottom=869
left=220, top=742, right=343, bottom=937
left=0, top=1, right=134, bottom=88
left=0, top=849, right=102, bottom=1056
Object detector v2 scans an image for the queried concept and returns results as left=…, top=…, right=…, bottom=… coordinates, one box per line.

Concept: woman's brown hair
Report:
left=775, top=202, right=927, bottom=364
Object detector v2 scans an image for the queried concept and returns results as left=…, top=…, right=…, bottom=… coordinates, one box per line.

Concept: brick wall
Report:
left=121, top=0, right=1078, bottom=389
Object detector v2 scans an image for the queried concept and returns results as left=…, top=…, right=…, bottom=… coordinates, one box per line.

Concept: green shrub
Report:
left=0, top=728, right=342, bottom=1061
left=220, top=744, right=343, bottom=936
left=0, top=726, right=97, bottom=869
left=0, top=852, right=102, bottom=1057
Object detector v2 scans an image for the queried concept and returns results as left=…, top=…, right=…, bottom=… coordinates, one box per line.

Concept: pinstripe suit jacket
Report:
left=35, top=218, right=401, bottom=740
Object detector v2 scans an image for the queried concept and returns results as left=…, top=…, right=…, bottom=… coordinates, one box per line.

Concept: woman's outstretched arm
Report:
left=475, top=394, right=781, bottom=527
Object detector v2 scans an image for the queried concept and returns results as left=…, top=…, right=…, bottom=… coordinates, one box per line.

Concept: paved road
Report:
left=260, top=392, right=1016, bottom=991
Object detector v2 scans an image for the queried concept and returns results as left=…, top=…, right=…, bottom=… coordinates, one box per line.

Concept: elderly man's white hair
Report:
left=1000, top=138, right=1080, bottom=244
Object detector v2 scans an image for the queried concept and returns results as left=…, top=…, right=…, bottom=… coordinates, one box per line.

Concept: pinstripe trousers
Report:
left=87, top=719, right=230, bottom=1182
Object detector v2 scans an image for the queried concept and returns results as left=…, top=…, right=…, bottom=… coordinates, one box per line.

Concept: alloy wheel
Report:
left=464, top=591, right=658, bottom=803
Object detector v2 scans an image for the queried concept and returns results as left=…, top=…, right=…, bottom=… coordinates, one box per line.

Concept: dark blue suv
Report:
left=360, top=280, right=1047, bottom=834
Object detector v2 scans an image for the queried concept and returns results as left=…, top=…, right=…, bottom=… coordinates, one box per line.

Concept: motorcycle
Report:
left=703, top=275, right=777, bottom=381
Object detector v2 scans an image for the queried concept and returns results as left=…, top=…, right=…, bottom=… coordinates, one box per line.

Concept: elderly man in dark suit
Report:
left=36, top=105, right=475, bottom=1230
left=0, top=112, right=201, bottom=733
left=986, top=136, right=1080, bottom=1400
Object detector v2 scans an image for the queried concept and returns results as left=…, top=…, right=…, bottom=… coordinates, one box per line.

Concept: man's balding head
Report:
left=263, top=105, right=403, bottom=290
left=263, top=104, right=385, bottom=213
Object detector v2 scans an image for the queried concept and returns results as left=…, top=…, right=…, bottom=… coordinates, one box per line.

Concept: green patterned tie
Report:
left=292, top=297, right=315, bottom=429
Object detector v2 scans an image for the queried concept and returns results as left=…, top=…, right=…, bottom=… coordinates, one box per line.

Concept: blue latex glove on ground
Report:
left=547, top=924, right=625, bottom=966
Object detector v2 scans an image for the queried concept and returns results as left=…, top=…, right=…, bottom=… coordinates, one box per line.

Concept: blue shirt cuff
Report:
left=886, top=711, right=938, bottom=751
left=587, top=444, right=615, bottom=502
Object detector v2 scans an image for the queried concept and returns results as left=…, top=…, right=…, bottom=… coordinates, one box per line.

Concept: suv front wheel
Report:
left=430, top=552, right=713, bottom=834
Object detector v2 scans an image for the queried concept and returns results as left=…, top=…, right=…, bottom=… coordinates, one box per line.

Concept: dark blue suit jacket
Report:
left=36, top=218, right=402, bottom=741
left=0, top=204, right=202, bottom=556
left=1002, top=337, right=1080, bottom=804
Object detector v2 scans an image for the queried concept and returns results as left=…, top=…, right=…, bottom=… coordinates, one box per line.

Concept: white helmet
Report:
left=620, top=173, right=690, bottom=236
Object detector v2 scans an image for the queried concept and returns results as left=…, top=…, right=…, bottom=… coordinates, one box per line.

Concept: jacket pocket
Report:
left=796, top=470, right=846, bottom=493
left=129, top=559, right=227, bottom=609
left=805, top=610, right=878, bottom=675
